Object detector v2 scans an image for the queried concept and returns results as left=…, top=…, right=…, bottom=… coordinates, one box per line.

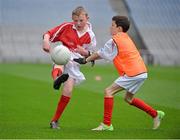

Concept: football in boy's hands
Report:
left=50, top=44, right=71, bottom=65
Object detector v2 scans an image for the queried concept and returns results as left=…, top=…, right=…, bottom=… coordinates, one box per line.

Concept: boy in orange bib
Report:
left=74, top=16, right=165, bottom=131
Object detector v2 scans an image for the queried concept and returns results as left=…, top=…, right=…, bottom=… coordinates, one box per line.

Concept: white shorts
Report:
left=114, top=73, right=148, bottom=94
left=60, top=52, right=85, bottom=85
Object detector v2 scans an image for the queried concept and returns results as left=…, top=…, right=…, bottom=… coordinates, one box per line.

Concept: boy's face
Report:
left=110, top=20, right=121, bottom=36
left=72, top=13, right=88, bottom=31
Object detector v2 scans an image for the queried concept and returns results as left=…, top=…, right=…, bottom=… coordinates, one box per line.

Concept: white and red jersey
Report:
left=44, top=22, right=96, bottom=85
left=44, top=22, right=96, bottom=52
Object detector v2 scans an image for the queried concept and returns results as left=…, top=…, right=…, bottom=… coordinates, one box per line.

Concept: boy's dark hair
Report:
left=112, top=16, right=130, bottom=32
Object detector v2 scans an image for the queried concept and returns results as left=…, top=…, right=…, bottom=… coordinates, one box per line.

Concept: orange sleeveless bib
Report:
left=113, top=33, right=147, bottom=76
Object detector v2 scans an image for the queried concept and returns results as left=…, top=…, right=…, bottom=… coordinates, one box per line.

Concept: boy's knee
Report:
left=104, top=88, right=113, bottom=97
left=124, top=96, right=133, bottom=104
left=124, top=92, right=134, bottom=104
left=62, top=88, right=73, bottom=97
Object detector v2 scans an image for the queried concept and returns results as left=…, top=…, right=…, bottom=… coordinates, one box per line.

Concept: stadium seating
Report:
left=0, top=0, right=115, bottom=64
left=0, top=25, right=50, bottom=63
left=0, top=0, right=179, bottom=65
left=124, top=0, right=180, bottom=65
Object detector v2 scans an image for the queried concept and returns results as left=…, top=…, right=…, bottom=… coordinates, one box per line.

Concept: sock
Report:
left=51, top=95, right=70, bottom=122
left=103, top=97, right=114, bottom=126
left=131, top=98, right=157, bottom=118
left=51, top=68, right=62, bottom=80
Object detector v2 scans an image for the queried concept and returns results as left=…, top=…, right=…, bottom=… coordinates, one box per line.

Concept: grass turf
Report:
left=0, top=63, right=180, bottom=139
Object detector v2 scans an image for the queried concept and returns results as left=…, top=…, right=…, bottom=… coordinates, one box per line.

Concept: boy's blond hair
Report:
left=72, top=6, right=88, bottom=17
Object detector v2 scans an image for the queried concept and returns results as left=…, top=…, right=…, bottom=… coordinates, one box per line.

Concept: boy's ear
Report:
left=118, top=26, right=123, bottom=32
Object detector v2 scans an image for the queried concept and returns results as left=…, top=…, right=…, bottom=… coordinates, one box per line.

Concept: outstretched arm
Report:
left=74, top=39, right=116, bottom=65
left=73, top=52, right=101, bottom=66
left=86, top=52, right=101, bottom=62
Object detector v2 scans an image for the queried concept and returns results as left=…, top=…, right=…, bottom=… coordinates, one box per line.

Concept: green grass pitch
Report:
left=0, top=63, right=180, bottom=139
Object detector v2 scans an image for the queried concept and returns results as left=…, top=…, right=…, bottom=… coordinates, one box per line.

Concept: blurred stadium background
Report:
left=1, top=1, right=180, bottom=139
left=0, top=0, right=180, bottom=65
